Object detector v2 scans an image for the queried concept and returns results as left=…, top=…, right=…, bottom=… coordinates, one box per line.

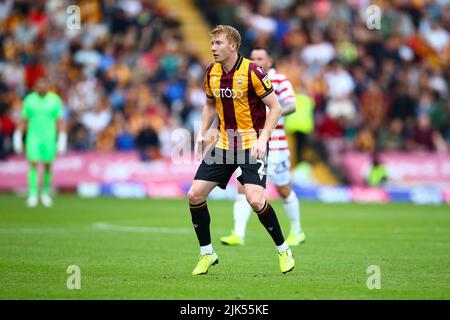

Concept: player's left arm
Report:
left=13, top=95, right=31, bottom=155
left=55, top=95, right=68, bottom=154
left=57, top=118, right=68, bottom=153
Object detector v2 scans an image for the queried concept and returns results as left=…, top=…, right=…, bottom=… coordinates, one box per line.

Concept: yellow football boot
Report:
left=286, top=232, right=306, bottom=246
left=278, top=248, right=295, bottom=274
left=192, top=252, right=219, bottom=275
left=220, top=231, right=244, bottom=246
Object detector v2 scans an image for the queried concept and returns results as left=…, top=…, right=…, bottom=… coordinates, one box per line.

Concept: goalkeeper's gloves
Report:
left=57, top=131, right=68, bottom=154
left=13, top=130, right=23, bottom=154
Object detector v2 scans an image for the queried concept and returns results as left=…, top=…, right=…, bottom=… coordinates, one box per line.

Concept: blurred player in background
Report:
left=188, top=25, right=295, bottom=275
left=13, top=77, right=67, bottom=207
left=221, top=48, right=306, bottom=247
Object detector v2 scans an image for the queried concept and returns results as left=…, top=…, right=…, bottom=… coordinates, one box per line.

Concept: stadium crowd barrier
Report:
left=1, top=151, right=449, bottom=204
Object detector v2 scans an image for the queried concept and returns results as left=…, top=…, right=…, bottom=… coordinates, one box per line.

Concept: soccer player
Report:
left=221, top=48, right=306, bottom=247
left=188, top=25, right=295, bottom=275
left=13, top=77, right=67, bottom=207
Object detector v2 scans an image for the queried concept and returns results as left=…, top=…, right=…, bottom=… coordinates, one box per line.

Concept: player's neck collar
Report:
left=222, top=54, right=243, bottom=74
left=36, top=92, right=48, bottom=98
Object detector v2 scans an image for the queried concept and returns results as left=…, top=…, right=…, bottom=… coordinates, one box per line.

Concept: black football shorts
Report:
left=194, top=147, right=268, bottom=189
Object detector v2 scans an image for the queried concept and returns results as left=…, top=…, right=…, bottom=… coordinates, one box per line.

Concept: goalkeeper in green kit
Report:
left=13, top=77, right=67, bottom=207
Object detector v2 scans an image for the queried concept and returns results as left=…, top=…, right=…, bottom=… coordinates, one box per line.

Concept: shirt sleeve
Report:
left=20, top=95, right=31, bottom=120
left=204, top=64, right=214, bottom=100
left=51, top=93, right=64, bottom=119
left=276, top=77, right=296, bottom=107
left=250, top=64, right=274, bottom=99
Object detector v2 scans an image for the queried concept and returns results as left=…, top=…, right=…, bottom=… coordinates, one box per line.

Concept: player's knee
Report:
left=246, top=195, right=265, bottom=212
left=277, top=185, right=291, bottom=199
left=187, top=187, right=205, bottom=205
left=237, top=182, right=245, bottom=194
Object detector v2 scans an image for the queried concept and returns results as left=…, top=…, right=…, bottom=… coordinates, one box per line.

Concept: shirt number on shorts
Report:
left=274, top=160, right=289, bottom=174
left=257, top=159, right=265, bottom=180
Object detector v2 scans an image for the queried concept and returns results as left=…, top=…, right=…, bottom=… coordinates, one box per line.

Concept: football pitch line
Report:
left=0, top=227, right=72, bottom=234
left=1, top=222, right=448, bottom=242
left=0, top=223, right=229, bottom=235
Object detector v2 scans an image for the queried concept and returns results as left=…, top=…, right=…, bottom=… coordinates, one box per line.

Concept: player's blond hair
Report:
left=210, top=25, right=241, bottom=50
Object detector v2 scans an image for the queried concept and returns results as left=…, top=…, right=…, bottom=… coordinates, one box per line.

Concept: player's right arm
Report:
left=13, top=119, right=27, bottom=154
left=194, top=97, right=217, bottom=161
left=55, top=94, right=68, bottom=154
left=277, top=76, right=296, bottom=116
left=13, top=96, right=31, bottom=154
left=195, top=64, right=217, bottom=161
left=57, top=117, right=68, bottom=154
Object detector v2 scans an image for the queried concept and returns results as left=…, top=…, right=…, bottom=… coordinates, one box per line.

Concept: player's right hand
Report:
left=13, top=130, right=23, bottom=154
left=251, top=137, right=267, bottom=160
left=194, top=135, right=205, bottom=162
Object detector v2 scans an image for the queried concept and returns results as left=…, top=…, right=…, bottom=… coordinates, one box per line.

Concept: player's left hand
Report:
left=57, top=132, right=68, bottom=154
left=251, top=138, right=267, bottom=160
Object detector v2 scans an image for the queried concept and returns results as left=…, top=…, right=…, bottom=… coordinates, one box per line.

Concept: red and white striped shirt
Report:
left=267, top=68, right=296, bottom=151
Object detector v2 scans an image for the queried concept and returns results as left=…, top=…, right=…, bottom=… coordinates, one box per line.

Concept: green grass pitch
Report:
left=0, top=194, right=449, bottom=299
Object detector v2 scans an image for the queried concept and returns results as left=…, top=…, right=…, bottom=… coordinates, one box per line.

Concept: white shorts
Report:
left=236, top=149, right=291, bottom=187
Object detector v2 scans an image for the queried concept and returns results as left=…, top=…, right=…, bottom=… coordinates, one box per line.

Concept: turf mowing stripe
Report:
left=92, top=222, right=193, bottom=234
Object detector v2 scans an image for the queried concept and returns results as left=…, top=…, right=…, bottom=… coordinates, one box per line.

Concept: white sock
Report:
left=276, top=241, right=289, bottom=253
left=233, top=193, right=252, bottom=238
left=200, top=244, right=214, bottom=255
left=283, top=191, right=302, bottom=235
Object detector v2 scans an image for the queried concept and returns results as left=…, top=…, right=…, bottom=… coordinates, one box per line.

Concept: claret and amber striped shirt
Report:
left=204, top=55, right=274, bottom=150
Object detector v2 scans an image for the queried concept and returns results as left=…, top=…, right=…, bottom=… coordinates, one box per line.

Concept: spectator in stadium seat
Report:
left=429, top=91, right=449, bottom=138
left=238, top=2, right=277, bottom=48
left=324, top=59, right=356, bottom=123
left=71, top=127, right=90, bottom=151
left=115, top=121, right=136, bottom=151
left=406, top=113, right=448, bottom=153
left=360, top=80, right=386, bottom=130
left=13, top=18, right=37, bottom=45
left=80, top=99, right=112, bottom=146
left=316, top=114, right=344, bottom=139
left=0, top=0, right=448, bottom=158
left=0, top=98, right=15, bottom=159
left=377, top=118, right=405, bottom=151
left=420, top=19, right=449, bottom=55
left=74, top=40, right=102, bottom=76
left=354, top=124, right=376, bottom=152
left=301, top=29, right=335, bottom=68
left=216, top=0, right=244, bottom=32
left=387, top=82, right=417, bottom=123
left=24, top=55, right=45, bottom=91
left=416, top=90, right=434, bottom=116
left=0, top=56, right=24, bottom=95
left=136, top=117, right=161, bottom=161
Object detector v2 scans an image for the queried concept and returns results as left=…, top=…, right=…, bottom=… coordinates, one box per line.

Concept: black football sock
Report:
left=255, top=201, right=285, bottom=246
left=189, top=201, right=211, bottom=246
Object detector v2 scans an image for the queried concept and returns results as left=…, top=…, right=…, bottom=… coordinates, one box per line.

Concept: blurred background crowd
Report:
left=0, top=0, right=449, bottom=166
